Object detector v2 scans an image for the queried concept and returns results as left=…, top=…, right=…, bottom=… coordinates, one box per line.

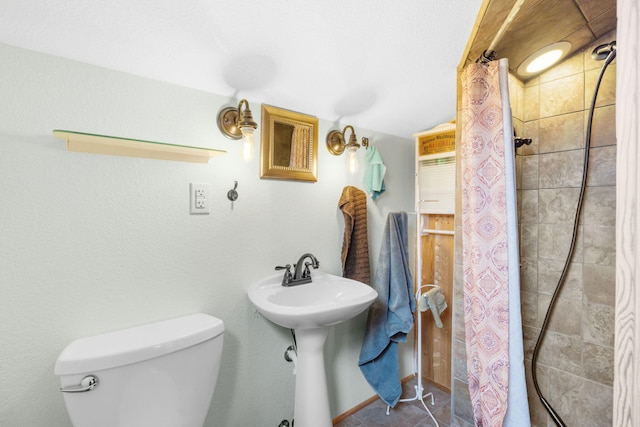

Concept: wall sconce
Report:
left=217, top=99, right=258, bottom=161
left=326, top=125, right=369, bottom=175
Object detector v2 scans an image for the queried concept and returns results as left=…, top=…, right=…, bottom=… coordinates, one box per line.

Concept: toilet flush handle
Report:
left=59, top=375, right=99, bottom=393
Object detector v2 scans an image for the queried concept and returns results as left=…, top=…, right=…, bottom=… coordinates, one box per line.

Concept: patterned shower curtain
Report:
left=460, top=59, right=530, bottom=426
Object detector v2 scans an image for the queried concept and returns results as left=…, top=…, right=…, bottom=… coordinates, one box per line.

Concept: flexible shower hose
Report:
left=530, top=43, right=616, bottom=427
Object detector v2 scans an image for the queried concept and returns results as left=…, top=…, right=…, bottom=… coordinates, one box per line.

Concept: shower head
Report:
left=591, top=41, right=616, bottom=64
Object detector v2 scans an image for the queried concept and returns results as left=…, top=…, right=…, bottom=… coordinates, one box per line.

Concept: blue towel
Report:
left=358, top=212, right=415, bottom=407
left=362, top=146, right=386, bottom=200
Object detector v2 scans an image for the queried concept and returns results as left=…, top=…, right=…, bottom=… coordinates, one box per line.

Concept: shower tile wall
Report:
left=451, top=32, right=616, bottom=427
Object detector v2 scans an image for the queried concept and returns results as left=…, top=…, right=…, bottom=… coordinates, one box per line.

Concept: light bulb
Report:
left=240, top=127, right=254, bottom=161
left=526, top=49, right=564, bottom=73
left=346, top=146, right=358, bottom=175
left=517, top=41, right=571, bottom=76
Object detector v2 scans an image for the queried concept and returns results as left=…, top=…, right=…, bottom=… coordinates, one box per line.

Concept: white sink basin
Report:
left=247, top=270, right=377, bottom=330
left=248, top=269, right=377, bottom=427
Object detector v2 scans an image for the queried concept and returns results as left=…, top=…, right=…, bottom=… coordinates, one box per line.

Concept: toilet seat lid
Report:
left=55, top=313, right=224, bottom=375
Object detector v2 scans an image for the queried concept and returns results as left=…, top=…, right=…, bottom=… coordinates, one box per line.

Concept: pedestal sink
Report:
left=248, top=270, right=377, bottom=427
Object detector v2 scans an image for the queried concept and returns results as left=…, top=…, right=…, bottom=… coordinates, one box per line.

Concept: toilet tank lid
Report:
left=54, top=313, right=224, bottom=376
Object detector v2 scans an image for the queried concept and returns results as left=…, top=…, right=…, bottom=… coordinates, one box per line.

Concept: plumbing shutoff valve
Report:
left=284, top=345, right=297, bottom=375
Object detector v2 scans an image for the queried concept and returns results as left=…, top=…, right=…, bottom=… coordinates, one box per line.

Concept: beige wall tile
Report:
left=509, top=73, right=524, bottom=120
left=520, top=223, right=538, bottom=258
left=540, top=50, right=584, bottom=83
left=582, top=185, right=616, bottom=226
left=588, top=105, right=616, bottom=147
left=452, top=379, right=474, bottom=423
left=538, top=150, right=584, bottom=188
left=524, top=362, right=549, bottom=427
left=538, top=188, right=580, bottom=225
left=520, top=256, right=538, bottom=293
left=585, top=64, right=616, bottom=107
left=538, top=295, right=582, bottom=337
left=537, top=331, right=583, bottom=375
left=537, top=259, right=583, bottom=300
left=583, top=225, right=615, bottom=266
left=540, top=73, right=584, bottom=118
left=582, top=342, right=614, bottom=386
left=521, top=154, right=539, bottom=189
left=523, top=84, right=540, bottom=121
left=515, top=155, right=523, bottom=190
left=522, top=325, right=539, bottom=360
left=524, top=76, right=539, bottom=87
left=547, top=370, right=613, bottom=425
left=454, top=303, right=465, bottom=343
left=538, top=111, right=584, bottom=152
left=583, top=301, right=615, bottom=347
left=521, top=119, right=539, bottom=155
left=521, top=290, right=538, bottom=327
left=520, top=189, right=539, bottom=225
left=583, top=263, right=615, bottom=306
left=452, top=415, right=476, bottom=427
left=586, top=145, right=616, bottom=187
left=538, top=223, right=583, bottom=262
left=513, top=117, right=524, bottom=142
left=452, top=337, right=468, bottom=383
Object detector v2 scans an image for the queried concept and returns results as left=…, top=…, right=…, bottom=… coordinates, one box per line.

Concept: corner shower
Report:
left=531, top=40, right=617, bottom=427
left=455, top=0, right=618, bottom=424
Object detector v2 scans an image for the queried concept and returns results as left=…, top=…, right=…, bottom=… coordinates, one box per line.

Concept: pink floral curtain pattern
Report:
left=460, top=60, right=511, bottom=427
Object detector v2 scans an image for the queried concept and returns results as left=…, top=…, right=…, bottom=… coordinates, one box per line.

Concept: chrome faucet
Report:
left=293, top=253, right=320, bottom=281
left=275, top=253, right=320, bottom=286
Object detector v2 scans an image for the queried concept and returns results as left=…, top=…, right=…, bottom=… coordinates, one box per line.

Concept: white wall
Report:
left=0, top=43, right=416, bottom=426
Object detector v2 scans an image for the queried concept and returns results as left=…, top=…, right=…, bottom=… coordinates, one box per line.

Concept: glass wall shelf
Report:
left=53, top=130, right=226, bottom=163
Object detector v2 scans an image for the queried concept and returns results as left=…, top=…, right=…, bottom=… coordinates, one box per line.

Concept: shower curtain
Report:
left=460, top=58, right=530, bottom=426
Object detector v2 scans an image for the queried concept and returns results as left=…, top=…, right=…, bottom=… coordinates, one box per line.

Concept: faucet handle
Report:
left=275, top=264, right=293, bottom=285
left=302, top=262, right=314, bottom=278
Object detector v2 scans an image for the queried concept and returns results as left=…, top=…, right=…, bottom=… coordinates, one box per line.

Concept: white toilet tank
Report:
left=54, top=313, right=224, bottom=427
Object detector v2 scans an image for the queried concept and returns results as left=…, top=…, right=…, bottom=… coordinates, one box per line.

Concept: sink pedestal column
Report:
left=294, top=326, right=332, bottom=427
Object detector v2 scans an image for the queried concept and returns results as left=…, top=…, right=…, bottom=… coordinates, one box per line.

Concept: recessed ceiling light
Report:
left=517, top=41, right=572, bottom=76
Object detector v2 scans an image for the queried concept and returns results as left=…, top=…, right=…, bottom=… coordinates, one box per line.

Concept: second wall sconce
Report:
left=217, top=99, right=258, bottom=161
left=326, top=125, right=369, bottom=174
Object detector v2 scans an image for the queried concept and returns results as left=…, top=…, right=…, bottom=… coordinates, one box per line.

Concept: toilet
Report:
left=54, top=313, right=224, bottom=427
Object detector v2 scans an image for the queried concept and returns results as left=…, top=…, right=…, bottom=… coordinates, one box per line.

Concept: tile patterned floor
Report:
left=334, top=378, right=451, bottom=427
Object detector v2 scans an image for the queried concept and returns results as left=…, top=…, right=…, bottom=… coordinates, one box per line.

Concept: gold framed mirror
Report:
left=260, top=105, right=318, bottom=182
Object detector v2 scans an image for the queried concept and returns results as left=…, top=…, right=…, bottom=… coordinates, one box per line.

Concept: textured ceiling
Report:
left=0, top=0, right=617, bottom=137
left=0, top=0, right=484, bottom=138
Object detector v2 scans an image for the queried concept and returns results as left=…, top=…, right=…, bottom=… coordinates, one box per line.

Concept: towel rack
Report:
left=409, top=211, right=456, bottom=237
left=386, top=207, right=440, bottom=426
left=421, top=228, right=455, bottom=236
left=385, top=283, right=439, bottom=426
